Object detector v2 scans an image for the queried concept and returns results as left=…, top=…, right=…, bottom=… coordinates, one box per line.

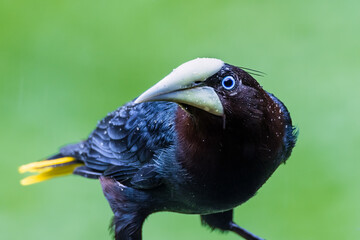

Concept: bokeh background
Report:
left=1, top=0, right=359, bottom=239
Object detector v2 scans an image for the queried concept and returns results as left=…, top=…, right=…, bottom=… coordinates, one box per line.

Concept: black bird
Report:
left=20, top=58, right=297, bottom=240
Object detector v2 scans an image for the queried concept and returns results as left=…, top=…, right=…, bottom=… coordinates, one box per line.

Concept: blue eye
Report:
left=221, top=76, right=236, bottom=90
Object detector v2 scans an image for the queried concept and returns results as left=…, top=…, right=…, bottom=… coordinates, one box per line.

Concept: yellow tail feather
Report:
left=19, top=157, right=83, bottom=185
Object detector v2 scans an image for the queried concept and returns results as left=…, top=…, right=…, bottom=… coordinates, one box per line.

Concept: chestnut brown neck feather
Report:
left=174, top=92, right=286, bottom=183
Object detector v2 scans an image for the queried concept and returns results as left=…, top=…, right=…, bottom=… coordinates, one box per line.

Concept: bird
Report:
left=19, top=58, right=298, bottom=240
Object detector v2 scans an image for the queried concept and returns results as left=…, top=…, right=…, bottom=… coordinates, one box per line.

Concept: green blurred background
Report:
left=1, top=0, right=359, bottom=239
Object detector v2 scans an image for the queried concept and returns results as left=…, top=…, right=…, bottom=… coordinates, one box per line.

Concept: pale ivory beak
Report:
left=134, top=58, right=225, bottom=116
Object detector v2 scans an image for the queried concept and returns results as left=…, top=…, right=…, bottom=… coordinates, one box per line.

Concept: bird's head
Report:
left=135, top=58, right=293, bottom=177
left=135, top=58, right=267, bottom=124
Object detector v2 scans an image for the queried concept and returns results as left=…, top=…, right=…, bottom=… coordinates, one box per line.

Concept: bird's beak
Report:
left=134, top=58, right=225, bottom=116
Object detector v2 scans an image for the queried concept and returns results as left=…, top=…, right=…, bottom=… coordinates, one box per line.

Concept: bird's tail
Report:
left=19, top=156, right=83, bottom=186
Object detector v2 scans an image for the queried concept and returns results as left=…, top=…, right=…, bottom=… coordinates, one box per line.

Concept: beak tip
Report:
left=134, top=96, right=146, bottom=104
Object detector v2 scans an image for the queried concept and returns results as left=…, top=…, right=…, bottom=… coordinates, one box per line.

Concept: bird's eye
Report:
left=221, top=76, right=236, bottom=90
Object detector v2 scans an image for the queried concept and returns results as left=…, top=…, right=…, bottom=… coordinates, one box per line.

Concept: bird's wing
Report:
left=67, top=101, right=177, bottom=185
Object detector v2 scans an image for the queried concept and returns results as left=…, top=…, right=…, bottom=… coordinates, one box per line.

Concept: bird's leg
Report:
left=112, top=213, right=144, bottom=240
left=100, top=177, right=150, bottom=240
left=201, top=210, right=265, bottom=240
left=229, top=222, right=265, bottom=240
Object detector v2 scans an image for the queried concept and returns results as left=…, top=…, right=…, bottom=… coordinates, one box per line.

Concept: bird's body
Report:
left=20, top=58, right=297, bottom=240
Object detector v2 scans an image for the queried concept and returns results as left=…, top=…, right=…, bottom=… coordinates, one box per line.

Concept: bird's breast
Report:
left=171, top=148, right=271, bottom=214
left=171, top=106, right=284, bottom=214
